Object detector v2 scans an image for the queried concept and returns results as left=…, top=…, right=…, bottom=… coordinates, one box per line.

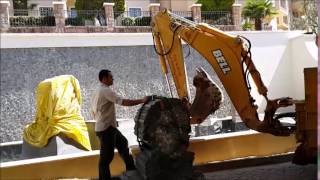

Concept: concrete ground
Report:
left=112, top=154, right=318, bottom=180
left=116, top=121, right=319, bottom=180
left=204, top=162, right=317, bottom=180
left=60, top=161, right=317, bottom=180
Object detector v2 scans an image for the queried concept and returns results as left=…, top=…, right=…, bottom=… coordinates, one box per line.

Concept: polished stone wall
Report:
left=0, top=45, right=232, bottom=143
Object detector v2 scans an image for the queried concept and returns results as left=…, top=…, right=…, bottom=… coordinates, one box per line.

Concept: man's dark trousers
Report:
left=96, top=126, right=135, bottom=180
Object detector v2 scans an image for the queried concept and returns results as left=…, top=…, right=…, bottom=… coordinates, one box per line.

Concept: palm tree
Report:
left=241, top=0, right=277, bottom=30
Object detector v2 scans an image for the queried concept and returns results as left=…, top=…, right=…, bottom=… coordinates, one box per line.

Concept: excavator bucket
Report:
left=190, top=67, right=223, bottom=124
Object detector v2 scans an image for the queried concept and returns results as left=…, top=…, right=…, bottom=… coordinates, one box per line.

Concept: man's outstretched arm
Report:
left=121, top=96, right=149, bottom=106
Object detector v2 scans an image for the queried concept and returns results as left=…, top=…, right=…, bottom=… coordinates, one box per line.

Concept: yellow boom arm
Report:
left=151, top=10, right=294, bottom=136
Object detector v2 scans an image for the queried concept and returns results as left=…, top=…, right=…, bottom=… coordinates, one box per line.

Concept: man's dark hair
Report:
left=99, top=69, right=111, bottom=82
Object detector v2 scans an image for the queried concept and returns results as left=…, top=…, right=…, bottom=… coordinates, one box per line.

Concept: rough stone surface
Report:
left=1, top=45, right=233, bottom=143
left=134, top=96, right=190, bottom=157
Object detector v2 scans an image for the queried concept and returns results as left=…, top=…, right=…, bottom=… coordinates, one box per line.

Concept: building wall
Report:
left=28, top=0, right=55, bottom=9
left=274, top=0, right=289, bottom=30
left=124, top=0, right=197, bottom=11
left=14, top=0, right=196, bottom=14
left=125, top=0, right=151, bottom=11
left=291, top=35, right=318, bottom=99
left=235, top=0, right=290, bottom=30
left=0, top=32, right=317, bottom=143
left=11, top=0, right=72, bottom=10
left=170, top=0, right=196, bottom=11
left=8, top=0, right=13, bottom=11
left=0, top=33, right=232, bottom=143
left=159, top=0, right=171, bottom=10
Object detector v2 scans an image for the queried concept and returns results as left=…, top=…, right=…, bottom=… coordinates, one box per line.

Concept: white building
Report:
left=9, top=0, right=197, bottom=16
left=235, top=0, right=290, bottom=30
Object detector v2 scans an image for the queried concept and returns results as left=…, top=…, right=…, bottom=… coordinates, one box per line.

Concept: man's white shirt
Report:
left=91, top=84, right=123, bottom=132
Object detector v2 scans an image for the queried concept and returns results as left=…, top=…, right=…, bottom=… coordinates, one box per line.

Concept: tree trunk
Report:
left=255, top=18, right=262, bottom=30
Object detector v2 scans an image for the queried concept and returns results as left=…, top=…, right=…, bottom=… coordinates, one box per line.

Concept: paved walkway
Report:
left=204, top=162, right=317, bottom=180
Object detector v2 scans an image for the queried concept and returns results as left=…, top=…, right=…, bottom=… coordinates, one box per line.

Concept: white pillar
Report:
left=53, top=1, right=66, bottom=32
left=190, top=4, right=202, bottom=23
left=103, top=2, right=114, bottom=30
left=0, top=1, right=10, bottom=28
left=232, top=3, right=241, bottom=31
left=149, top=3, right=160, bottom=17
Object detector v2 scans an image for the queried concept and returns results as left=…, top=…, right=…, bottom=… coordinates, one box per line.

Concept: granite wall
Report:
left=0, top=45, right=232, bottom=143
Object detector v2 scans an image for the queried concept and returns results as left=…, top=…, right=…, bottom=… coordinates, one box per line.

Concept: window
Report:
left=39, top=7, right=53, bottom=16
left=129, top=8, right=141, bottom=17
left=70, top=8, right=77, bottom=18
left=283, top=16, right=288, bottom=24
left=14, top=10, right=28, bottom=16
left=280, top=0, right=287, bottom=9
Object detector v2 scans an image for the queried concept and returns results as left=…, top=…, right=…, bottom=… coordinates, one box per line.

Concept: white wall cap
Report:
left=0, top=1, right=10, bottom=5
left=1, top=33, right=154, bottom=48
left=232, top=4, right=242, bottom=7
left=190, top=4, right=202, bottom=7
left=149, top=3, right=160, bottom=7
left=103, top=2, right=115, bottom=6
left=52, top=1, right=66, bottom=5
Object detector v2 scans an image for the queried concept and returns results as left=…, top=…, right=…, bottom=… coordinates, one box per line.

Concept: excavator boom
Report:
left=151, top=9, right=295, bottom=136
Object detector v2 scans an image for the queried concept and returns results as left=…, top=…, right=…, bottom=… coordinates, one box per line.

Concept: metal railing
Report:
left=114, top=11, right=151, bottom=26
left=290, top=16, right=308, bottom=30
left=172, top=11, right=192, bottom=19
left=9, top=9, right=55, bottom=27
left=9, top=9, right=54, bottom=16
left=6, top=9, right=234, bottom=28
left=65, top=10, right=103, bottom=26
left=65, top=10, right=152, bottom=26
left=201, top=11, right=232, bottom=25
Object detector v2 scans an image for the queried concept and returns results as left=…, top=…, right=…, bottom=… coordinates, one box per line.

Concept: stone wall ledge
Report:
left=1, top=25, right=234, bottom=33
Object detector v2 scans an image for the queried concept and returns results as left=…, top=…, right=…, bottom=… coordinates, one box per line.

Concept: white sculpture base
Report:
left=21, top=134, right=87, bottom=159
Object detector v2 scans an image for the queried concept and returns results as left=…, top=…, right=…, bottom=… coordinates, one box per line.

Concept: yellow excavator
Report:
left=150, top=9, right=316, bottom=164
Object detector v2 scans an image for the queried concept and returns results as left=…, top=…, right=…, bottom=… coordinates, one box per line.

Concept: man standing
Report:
left=91, top=69, right=148, bottom=180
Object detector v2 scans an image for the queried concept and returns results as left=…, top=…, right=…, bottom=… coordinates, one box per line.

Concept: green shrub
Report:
left=9, top=16, right=55, bottom=27
left=65, top=17, right=85, bottom=26
left=121, top=17, right=134, bottom=26
left=134, top=16, right=151, bottom=26
left=242, top=20, right=254, bottom=31
left=42, top=16, right=55, bottom=26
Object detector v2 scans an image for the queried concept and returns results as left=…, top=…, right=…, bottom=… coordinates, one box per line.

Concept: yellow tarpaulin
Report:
left=23, top=75, right=92, bottom=150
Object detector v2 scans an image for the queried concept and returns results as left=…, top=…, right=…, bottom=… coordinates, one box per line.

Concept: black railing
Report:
left=65, top=10, right=103, bottom=26
left=172, top=11, right=192, bottom=20
left=7, top=9, right=234, bottom=28
left=201, top=11, right=232, bottom=25
left=9, top=9, right=55, bottom=27
left=114, top=11, right=151, bottom=26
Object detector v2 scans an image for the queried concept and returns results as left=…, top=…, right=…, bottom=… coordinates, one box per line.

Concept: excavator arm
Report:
left=151, top=9, right=295, bottom=136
